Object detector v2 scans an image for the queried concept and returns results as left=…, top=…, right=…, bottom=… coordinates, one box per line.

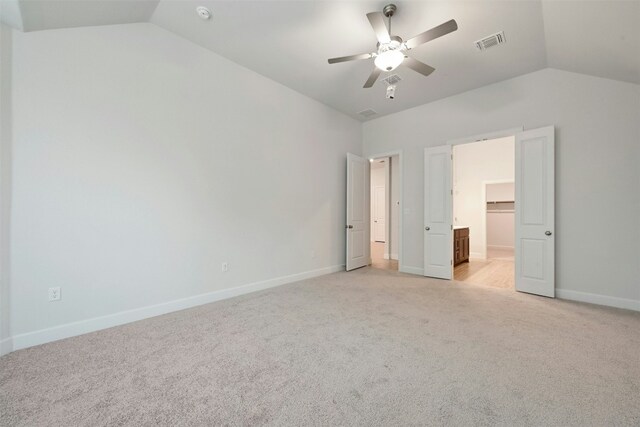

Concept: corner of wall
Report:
left=0, top=1, right=25, bottom=32
left=0, top=23, right=13, bottom=354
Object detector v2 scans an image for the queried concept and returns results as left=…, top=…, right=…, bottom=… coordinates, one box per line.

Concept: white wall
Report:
left=453, top=137, right=514, bottom=258
left=0, top=23, right=12, bottom=354
left=8, top=23, right=361, bottom=347
left=389, top=155, right=399, bottom=260
left=363, top=68, right=640, bottom=310
left=487, top=210, right=514, bottom=249
left=486, top=182, right=515, bottom=202
left=486, top=182, right=515, bottom=250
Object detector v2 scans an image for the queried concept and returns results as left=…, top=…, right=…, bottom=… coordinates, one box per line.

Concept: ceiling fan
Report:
left=328, top=4, right=458, bottom=88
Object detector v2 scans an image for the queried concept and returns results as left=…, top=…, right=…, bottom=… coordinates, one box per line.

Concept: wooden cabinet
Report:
left=454, top=227, right=469, bottom=266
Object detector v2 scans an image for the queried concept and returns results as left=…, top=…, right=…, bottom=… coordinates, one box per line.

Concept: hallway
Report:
left=370, top=242, right=398, bottom=271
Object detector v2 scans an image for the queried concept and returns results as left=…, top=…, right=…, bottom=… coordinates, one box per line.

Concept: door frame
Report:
left=367, top=150, right=403, bottom=269
left=425, top=126, right=555, bottom=298
left=445, top=127, right=523, bottom=279
left=447, top=127, right=524, bottom=147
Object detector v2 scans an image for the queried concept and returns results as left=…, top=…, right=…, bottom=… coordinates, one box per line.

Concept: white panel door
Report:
left=373, top=185, right=386, bottom=242
left=424, top=146, right=453, bottom=279
left=346, top=153, right=370, bottom=271
left=515, top=126, right=555, bottom=297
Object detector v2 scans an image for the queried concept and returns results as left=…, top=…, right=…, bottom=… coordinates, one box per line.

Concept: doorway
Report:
left=423, top=126, right=555, bottom=297
left=370, top=156, right=399, bottom=271
left=451, top=137, right=515, bottom=289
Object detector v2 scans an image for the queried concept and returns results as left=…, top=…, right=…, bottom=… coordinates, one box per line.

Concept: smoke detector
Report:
left=196, top=6, right=212, bottom=20
left=475, top=31, right=506, bottom=51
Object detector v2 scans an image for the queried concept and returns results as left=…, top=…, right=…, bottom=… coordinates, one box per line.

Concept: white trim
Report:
left=399, top=265, right=423, bottom=276
left=487, top=245, right=514, bottom=250
left=383, top=253, right=390, bottom=259
left=390, top=253, right=398, bottom=260
left=469, top=251, right=485, bottom=259
left=9, top=264, right=344, bottom=353
left=557, top=289, right=640, bottom=312
left=447, top=127, right=524, bottom=146
left=0, top=337, right=13, bottom=356
left=384, top=157, right=391, bottom=258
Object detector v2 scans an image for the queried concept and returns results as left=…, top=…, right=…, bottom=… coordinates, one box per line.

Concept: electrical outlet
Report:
left=48, top=287, right=61, bottom=302
left=221, top=262, right=228, bottom=272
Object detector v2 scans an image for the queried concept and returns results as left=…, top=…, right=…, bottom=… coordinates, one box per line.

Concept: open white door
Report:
left=373, top=186, right=386, bottom=242
left=515, top=126, right=555, bottom=297
left=424, top=146, right=453, bottom=279
left=346, top=153, right=370, bottom=271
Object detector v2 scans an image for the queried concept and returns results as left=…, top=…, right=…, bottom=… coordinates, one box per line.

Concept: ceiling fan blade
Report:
left=363, top=67, right=382, bottom=88
left=366, top=12, right=391, bottom=44
left=328, top=53, right=373, bottom=64
left=405, top=19, right=458, bottom=50
left=402, top=55, right=436, bottom=77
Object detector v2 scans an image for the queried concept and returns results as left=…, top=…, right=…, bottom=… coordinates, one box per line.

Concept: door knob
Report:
left=545, top=231, right=552, bottom=236
left=425, top=226, right=430, bottom=231
left=346, top=225, right=353, bottom=229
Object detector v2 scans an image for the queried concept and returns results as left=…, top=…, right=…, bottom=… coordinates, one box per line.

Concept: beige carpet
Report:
left=1, top=268, right=639, bottom=426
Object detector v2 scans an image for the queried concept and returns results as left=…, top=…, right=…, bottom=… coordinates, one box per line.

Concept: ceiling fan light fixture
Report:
left=374, top=49, right=404, bottom=72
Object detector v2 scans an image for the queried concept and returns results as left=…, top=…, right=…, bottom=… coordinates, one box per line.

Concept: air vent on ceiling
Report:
left=382, top=74, right=402, bottom=85
left=474, top=31, right=506, bottom=51
left=358, top=109, right=378, bottom=118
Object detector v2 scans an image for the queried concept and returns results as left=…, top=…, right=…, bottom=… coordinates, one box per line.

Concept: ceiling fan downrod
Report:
left=383, top=4, right=396, bottom=34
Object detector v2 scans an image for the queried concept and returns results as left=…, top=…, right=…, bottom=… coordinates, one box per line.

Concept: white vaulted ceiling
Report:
left=0, top=0, right=159, bottom=31
left=1, top=0, right=638, bottom=121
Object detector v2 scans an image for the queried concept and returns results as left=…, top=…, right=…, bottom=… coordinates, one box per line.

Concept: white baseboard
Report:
left=399, top=265, right=423, bottom=276
left=390, top=253, right=398, bottom=260
left=470, top=251, right=485, bottom=259
left=8, top=264, right=345, bottom=354
left=487, top=245, right=514, bottom=250
left=383, top=253, right=390, bottom=260
left=556, top=289, right=640, bottom=312
left=0, top=337, right=13, bottom=356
